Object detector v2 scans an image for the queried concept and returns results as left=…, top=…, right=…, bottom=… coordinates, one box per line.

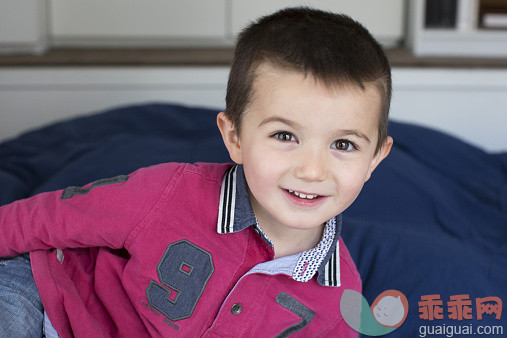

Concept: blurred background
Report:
left=0, top=0, right=506, bottom=151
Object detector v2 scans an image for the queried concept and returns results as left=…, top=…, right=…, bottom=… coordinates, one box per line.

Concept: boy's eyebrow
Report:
left=258, top=116, right=302, bottom=129
left=259, top=116, right=371, bottom=143
left=339, top=130, right=371, bottom=143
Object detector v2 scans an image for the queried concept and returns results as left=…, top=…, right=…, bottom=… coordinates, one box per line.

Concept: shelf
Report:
left=1, top=47, right=506, bottom=69
left=408, top=0, right=507, bottom=57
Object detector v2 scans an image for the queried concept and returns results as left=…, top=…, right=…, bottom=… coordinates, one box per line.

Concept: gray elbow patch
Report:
left=275, top=292, right=315, bottom=337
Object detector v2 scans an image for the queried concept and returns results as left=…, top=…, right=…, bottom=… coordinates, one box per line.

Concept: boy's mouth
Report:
left=286, top=189, right=322, bottom=200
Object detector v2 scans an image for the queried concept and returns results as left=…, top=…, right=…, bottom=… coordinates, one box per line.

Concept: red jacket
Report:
left=0, top=162, right=361, bottom=337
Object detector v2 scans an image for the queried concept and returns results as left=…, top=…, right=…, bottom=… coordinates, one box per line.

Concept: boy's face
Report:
left=218, top=63, right=392, bottom=236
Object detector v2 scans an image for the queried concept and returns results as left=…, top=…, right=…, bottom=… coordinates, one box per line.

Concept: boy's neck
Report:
left=258, top=221, right=325, bottom=259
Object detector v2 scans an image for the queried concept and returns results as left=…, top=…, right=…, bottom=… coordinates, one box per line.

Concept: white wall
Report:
left=390, top=69, right=507, bottom=151
left=0, top=67, right=506, bottom=152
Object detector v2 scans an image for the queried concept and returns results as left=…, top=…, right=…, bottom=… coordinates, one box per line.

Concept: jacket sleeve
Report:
left=0, top=163, right=182, bottom=257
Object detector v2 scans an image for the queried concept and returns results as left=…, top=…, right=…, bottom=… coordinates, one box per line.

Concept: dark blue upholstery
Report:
left=1, top=103, right=505, bottom=336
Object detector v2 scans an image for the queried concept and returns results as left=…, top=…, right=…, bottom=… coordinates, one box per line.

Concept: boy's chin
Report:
left=280, top=219, right=328, bottom=232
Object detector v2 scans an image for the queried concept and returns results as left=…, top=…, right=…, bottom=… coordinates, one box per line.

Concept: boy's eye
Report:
left=332, top=139, right=356, bottom=151
left=273, top=131, right=296, bottom=142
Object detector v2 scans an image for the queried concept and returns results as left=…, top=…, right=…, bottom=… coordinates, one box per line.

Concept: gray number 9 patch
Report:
left=146, top=240, right=214, bottom=321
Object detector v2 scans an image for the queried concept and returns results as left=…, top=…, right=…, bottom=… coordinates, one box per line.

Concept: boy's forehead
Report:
left=251, top=62, right=373, bottom=100
left=245, top=62, right=382, bottom=134
left=251, top=62, right=381, bottom=110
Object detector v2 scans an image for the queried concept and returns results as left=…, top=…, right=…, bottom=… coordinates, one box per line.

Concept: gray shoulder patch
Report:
left=61, top=175, right=129, bottom=200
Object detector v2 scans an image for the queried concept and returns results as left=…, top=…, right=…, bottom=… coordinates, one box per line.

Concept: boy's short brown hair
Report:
left=224, top=7, right=391, bottom=154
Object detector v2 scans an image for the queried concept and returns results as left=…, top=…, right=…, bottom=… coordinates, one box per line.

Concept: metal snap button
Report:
left=231, top=303, right=243, bottom=315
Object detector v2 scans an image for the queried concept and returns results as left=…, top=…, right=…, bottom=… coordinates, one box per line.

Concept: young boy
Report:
left=0, top=7, right=392, bottom=337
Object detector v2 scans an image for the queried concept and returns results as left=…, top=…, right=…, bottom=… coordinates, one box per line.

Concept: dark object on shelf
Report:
left=479, top=0, right=507, bottom=29
left=425, top=0, right=458, bottom=28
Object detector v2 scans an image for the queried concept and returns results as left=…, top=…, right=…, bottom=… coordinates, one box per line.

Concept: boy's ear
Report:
left=365, top=136, right=393, bottom=181
left=217, top=112, right=243, bottom=164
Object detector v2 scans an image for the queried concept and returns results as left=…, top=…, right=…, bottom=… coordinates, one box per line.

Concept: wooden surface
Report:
left=1, top=47, right=506, bottom=68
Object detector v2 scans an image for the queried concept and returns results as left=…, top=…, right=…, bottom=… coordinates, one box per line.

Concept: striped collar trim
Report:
left=217, top=164, right=341, bottom=287
left=217, top=165, right=257, bottom=234
left=318, top=214, right=342, bottom=287
left=217, top=164, right=238, bottom=234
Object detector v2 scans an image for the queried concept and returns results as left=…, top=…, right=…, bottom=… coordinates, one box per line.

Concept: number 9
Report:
left=146, top=240, right=214, bottom=321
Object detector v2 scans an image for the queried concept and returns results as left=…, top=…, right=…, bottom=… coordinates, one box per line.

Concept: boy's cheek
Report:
left=244, top=145, right=283, bottom=167
left=337, top=166, right=374, bottom=195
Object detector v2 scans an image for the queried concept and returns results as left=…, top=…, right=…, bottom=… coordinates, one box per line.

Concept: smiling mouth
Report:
left=286, top=189, right=322, bottom=200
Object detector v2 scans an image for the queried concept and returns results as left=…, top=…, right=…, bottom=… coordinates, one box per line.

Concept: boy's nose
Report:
left=294, top=148, right=328, bottom=182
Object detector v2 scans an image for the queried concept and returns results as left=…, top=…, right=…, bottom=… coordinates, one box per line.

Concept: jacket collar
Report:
left=217, top=164, right=342, bottom=287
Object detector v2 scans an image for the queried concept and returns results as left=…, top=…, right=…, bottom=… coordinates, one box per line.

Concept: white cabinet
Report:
left=231, top=0, right=404, bottom=47
left=0, top=0, right=48, bottom=54
left=51, top=0, right=228, bottom=47
left=0, top=1, right=405, bottom=50
left=49, top=0, right=404, bottom=48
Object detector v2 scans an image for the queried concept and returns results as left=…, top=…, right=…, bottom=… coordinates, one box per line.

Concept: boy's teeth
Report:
left=290, top=190, right=318, bottom=200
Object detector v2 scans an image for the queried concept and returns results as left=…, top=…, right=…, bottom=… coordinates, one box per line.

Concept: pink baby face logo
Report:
left=340, top=289, right=409, bottom=336
left=371, top=290, right=409, bottom=328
